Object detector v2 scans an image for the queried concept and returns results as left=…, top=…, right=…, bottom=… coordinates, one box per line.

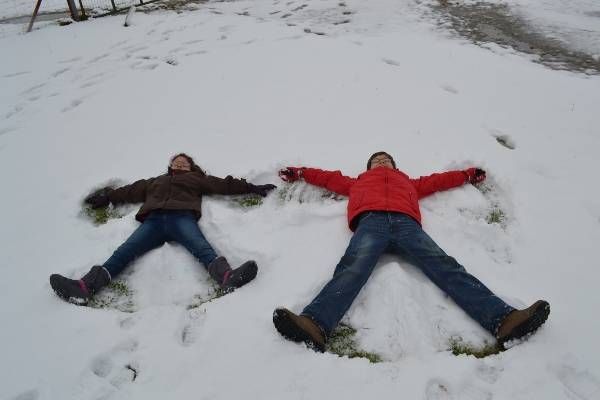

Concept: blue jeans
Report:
left=103, top=210, right=218, bottom=277
left=302, top=212, right=514, bottom=336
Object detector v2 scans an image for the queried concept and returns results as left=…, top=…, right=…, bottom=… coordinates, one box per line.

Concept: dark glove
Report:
left=278, top=167, right=304, bottom=183
left=84, top=187, right=113, bottom=209
left=464, top=168, right=486, bottom=184
left=249, top=184, right=277, bottom=197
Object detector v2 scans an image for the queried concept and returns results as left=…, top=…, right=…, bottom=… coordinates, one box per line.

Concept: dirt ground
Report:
left=431, top=1, right=600, bottom=75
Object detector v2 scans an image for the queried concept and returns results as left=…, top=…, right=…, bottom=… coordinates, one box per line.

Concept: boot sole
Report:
left=273, top=308, right=325, bottom=352
left=49, top=275, right=89, bottom=306
left=499, top=300, right=550, bottom=344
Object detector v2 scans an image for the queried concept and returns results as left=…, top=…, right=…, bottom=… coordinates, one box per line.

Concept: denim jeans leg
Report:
left=302, top=214, right=390, bottom=336
left=102, top=216, right=166, bottom=278
left=389, top=214, right=513, bottom=334
left=166, top=212, right=218, bottom=268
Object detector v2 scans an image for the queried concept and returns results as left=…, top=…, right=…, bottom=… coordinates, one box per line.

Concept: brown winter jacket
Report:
left=108, top=171, right=254, bottom=222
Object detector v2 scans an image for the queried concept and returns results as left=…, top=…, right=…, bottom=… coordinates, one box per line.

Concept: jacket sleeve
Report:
left=302, top=168, right=356, bottom=196
left=198, top=175, right=254, bottom=195
left=108, top=178, right=153, bottom=205
left=410, top=170, right=467, bottom=199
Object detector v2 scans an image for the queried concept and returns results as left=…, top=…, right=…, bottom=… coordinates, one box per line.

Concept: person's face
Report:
left=171, top=155, right=192, bottom=171
left=370, top=155, right=394, bottom=169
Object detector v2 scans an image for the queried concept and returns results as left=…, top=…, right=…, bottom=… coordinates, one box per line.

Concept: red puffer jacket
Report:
left=302, top=166, right=467, bottom=231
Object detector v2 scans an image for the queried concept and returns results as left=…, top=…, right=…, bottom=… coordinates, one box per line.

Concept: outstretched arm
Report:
left=410, top=168, right=485, bottom=199
left=199, top=175, right=276, bottom=197
left=108, top=179, right=153, bottom=205
left=85, top=178, right=153, bottom=208
left=279, top=167, right=355, bottom=196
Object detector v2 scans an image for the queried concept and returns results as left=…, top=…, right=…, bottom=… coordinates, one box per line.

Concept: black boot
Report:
left=50, top=265, right=111, bottom=305
left=273, top=308, right=326, bottom=352
left=207, top=256, right=258, bottom=292
left=496, top=300, right=550, bottom=344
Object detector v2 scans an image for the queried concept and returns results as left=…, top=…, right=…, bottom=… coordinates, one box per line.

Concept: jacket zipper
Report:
left=164, top=175, right=173, bottom=208
left=385, top=170, right=389, bottom=211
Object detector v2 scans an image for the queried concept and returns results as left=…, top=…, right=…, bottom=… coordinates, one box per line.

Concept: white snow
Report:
left=1, top=1, right=600, bottom=400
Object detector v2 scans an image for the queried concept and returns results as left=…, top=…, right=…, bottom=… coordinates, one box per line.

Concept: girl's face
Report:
left=171, top=155, right=192, bottom=171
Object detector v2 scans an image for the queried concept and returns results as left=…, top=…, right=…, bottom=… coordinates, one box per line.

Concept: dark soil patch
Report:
left=433, top=1, right=600, bottom=75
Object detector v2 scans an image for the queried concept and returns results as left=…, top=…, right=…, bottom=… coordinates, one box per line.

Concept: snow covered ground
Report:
left=1, top=1, right=600, bottom=399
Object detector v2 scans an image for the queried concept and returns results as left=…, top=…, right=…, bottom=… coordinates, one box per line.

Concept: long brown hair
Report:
left=168, top=153, right=206, bottom=175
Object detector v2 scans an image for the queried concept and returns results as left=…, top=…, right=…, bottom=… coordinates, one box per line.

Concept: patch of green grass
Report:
left=474, top=181, right=492, bottom=194
left=449, top=338, right=503, bottom=358
left=486, top=208, right=506, bottom=225
left=235, top=195, right=263, bottom=208
left=88, top=280, right=135, bottom=313
left=278, top=183, right=344, bottom=204
left=108, top=281, right=131, bottom=296
left=326, top=324, right=383, bottom=363
left=187, top=285, right=228, bottom=309
left=83, top=205, right=122, bottom=225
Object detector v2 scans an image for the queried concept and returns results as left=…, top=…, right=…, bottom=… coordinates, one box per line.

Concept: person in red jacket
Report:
left=273, top=151, right=550, bottom=352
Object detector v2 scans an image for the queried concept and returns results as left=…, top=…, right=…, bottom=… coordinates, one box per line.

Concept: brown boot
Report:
left=496, top=300, right=550, bottom=344
left=273, top=308, right=326, bottom=352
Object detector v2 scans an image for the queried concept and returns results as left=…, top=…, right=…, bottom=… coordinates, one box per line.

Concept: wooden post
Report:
left=26, top=0, right=43, bottom=33
left=66, top=0, right=80, bottom=21
left=78, top=0, right=88, bottom=20
left=110, top=0, right=117, bottom=12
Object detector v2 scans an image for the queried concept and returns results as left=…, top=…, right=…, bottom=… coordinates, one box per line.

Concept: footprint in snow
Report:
left=185, top=50, right=208, bottom=57
left=475, top=360, right=503, bottom=384
left=10, top=389, right=39, bottom=400
left=556, top=363, right=600, bottom=400
left=87, top=53, right=110, bottom=64
left=0, top=127, right=17, bottom=136
left=333, top=19, right=351, bottom=25
left=130, top=61, right=160, bottom=70
left=90, top=339, right=140, bottom=385
left=123, top=45, right=149, bottom=54
left=3, top=71, right=31, bottom=78
left=441, top=84, right=459, bottom=94
left=180, top=307, right=208, bottom=347
left=50, top=67, right=70, bottom=78
left=110, top=40, right=128, bottom=49
left=425, top=379, right=454, bottom=400
left=20, top=83, right=46, bottom=95
left=119, top=316, right=136, bottom=330
left=382, top=58, right=401, bottom=67
left=62, top=99, right=84, bottom=113
left=58, top=56, right=82, bottom=64
left=164, top=56, right=179, bottom=66
left=80, top=80, right=103, bottom=89
left=91, top=355, right=114, bottom=378
left=168, top=46, right=186, bottom=54
left=291, top=4, right=308, bottom=12
left=5, top=104, right=25, bottom=119
left=488, top=128, right=516, bottom=150
left=456, top=384, right=493, bottom=400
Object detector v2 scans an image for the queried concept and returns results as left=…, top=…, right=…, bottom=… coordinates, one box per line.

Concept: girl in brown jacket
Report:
left=49, top=153, right=276, bottom=305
